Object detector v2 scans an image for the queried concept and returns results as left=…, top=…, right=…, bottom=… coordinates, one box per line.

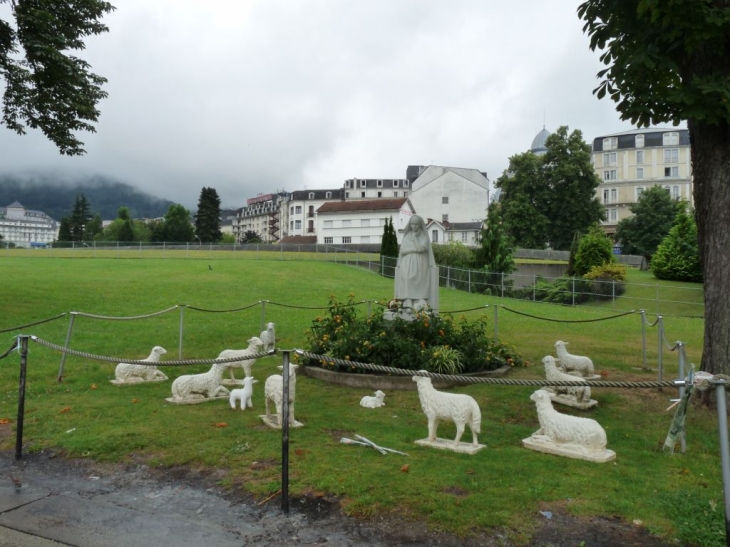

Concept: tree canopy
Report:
left=474, top=203, right=514, bottom=274
left=194, top=187, right=222, bottom=243
left=0, top=0, right=115, bottom=155
left=651, top=207, right=702, bottom=283
left=579, top=0, right=730, bottom=375
left=495, top=126, right=604, bottom=250
left=614, top=186, right=679, bottom=261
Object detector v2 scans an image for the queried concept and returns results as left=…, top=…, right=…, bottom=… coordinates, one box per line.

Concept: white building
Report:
left=316, top=198, right=416, bottom=245
left=406, top=165, right=490, bottom=228
left=233, top=192, right=289, bottom=243
left=591, top=128, right=692, bottom=233
left=0, top=201, right=58, bottom=247
left=342, top=178, right=411, bottom=200
left=282, top=189, right=342, bottom=239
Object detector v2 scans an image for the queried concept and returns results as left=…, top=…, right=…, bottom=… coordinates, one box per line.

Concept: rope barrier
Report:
left=294, top=350, right=678, bottom=389
left=185, top=302, right=261, bottom=313
left=499, top=306, right=636, bottom=324
left=0, top=313, right=67, bottom=334
left=30, top=336, right=276, bottom=367
left=73, top=306, right=179, bottom=321
left=0, top=340, right=19, bottom=361
left=266, top=300, right=367, bottom=310
left=645, top=316, right=661, bottom=328
left=441, top=305, right=490, bottom=314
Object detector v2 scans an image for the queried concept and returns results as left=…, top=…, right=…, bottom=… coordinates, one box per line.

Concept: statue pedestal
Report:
left=522, top=436, right=616, bottom=463
left=164, top=395, right=229, bottom=405
left=549, top=394, right=599, bottom=410
left=111, top=378, right=166, bottom=386
left=414, top=437, right=486, bottom=455
left=259, top=414, right=304, bottom=430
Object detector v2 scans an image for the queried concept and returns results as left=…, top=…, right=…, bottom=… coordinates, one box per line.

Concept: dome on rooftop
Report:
left=531, top=127, right=551, bottom=155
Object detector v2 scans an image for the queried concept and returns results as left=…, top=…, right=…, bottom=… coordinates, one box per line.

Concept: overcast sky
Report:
left=1, top=1, right=648, bottom=210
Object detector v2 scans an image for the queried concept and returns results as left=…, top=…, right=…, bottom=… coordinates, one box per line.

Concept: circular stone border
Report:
left=299, top=364, right=511, bottom=391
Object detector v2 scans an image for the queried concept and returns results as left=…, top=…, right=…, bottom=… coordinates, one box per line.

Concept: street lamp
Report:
left=195, top=236, right=202, bottom=245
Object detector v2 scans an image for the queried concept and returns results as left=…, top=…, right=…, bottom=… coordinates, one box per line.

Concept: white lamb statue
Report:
left=542, top=355, right=594, bottom=407
left=360, top=390, right=385, bottom=408
left=525, top=389, right=614, bottom=462
left=260, top=322, right=276, bottom=352
left=412, top=373, right=481, bottom=447
left=554, top=340, right=595, bottom=378
left=264, top=364, right=300, bottom=428
left=170, top=362, right=229, bottom=402
left=114, top=346, right=168, bottom=383
left=217, top=336, right=264, bottom=381
left=229, top=376, right=258, bottom=410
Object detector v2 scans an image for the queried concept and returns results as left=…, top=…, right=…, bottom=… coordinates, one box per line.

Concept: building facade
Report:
left=591, top=128, right=692, bottom=233
left=342, top=178, right=411, bottom=200
left=232, top=192, right=289, bottom=243
left=282, top=189, right=342, bottom=239
left=0, top=201, right=58, bottom=247
left=315, top=198, right=416, bottom=245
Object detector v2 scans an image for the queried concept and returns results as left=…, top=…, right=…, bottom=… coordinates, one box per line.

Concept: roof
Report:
left=531, top=127, right=551, bottom=155
left=289, top=189, right=342, bottom=200
left=449, top=221, right=483, bottom=230
left=317, top=198, right=408, bottom=214
left=279, top=235, right=317, bottom=244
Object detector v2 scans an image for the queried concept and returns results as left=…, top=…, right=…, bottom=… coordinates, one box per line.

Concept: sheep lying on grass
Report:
left=529, top=389, right=607, bottom=453
left=264, top=364, right=298, bottom=427
left=260, top=322, right=276, bottom=352
left=542, top=356, right=591, bottom=404
left=554, top=340, right=595, bottom=378
left=114, top=346, right=168, bottom=383
left=217, top=336, right=264, bottom=381
left=229, top=376, right=258, bottom=410
left=412, top=373, right=481, bottom=447
left=360, top=390, right=385, bottom=408
left=171, top=362, right=229, bottom=402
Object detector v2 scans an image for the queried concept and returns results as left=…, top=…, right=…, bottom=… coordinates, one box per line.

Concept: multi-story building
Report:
left=0, top=201, right=58, bottom=247
left=232, top=192, right=289, bottom=243
left=591, top=128, right=692, bottom=234
left=282, top=189, right=342, bottom=239
left=342, top=178, right=411, bottom=200
left=316, top=198, right=416, bottom=245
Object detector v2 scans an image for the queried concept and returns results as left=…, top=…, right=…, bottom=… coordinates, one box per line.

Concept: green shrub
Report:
left=651, top=208, right=702, bottom=282
left=584, top=263, right=628, bottom=282
left=573, top=224, right=614, bottom=276
left=305, top=294, right=525, bottom=373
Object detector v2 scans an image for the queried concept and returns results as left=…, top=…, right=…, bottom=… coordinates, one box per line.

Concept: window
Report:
left=636, top=167, right=644, bottom=179
left=663, top=132, right=679, bottom=146
left=432, top=230, right=438, bottom=243
left=403, top=191, right=408, bottom=197
left=664, top=148, right=679, bottom=163
left=635, top=134, right=645, bottom=148
left=442, top=214, right=449, bottom=222
left=308, top=205, right=314, bottom=217
left=377, top=191, right=382, bottom=197
left=611, top=188, right=617, bottom=203
left=377, top=180, right=383, bottom=188
left=603, top=137, right=617, bottom=150
left=361, top=236, right=370, bottom=243
left=404, top=180, right=409, bottom=187
left=345, top=181, right=351, bottom=188
left=307, top=220, right=314, bottom=232
left=361, top=191, right=365, bottom=198
left=603, top=189, right=609, bottom=204
left=361, top=219, right=370, bottom=227
left=672, top=185, right=680, bottom=199
left=635, top=186, right=645, bottom=200
left=324, top=220, right=333, bottom=229
left=609, top=208, right=618, bottom=222
left=342, top=220, right=351, bottom=228
left=308, top=193, right=314, bottom=200
left=360, top=180, right=366, bottom=188
left=326, top=192, right=332, bottom=199
left=602, top=152, right=617, bottom=166
left=461, top=232, right=468, bottom=242
left=290, top=206, right=294, bottom=214
left=342, top=236, right=351, bottom=244
left=295, top=220, right=301, bottom=230
left=636, top=150, right=644, bottom=165
left=442, top=196, right=449, bottom=204
left=295, top=206, right=302, bottom=214
left=324, top=237, right=333, bottom=244
left=665, top=166, right=679, bottom=177
left=603, top=170, right=617, bottom=181
left=393, top=180, right=399, bottom=188
left=393, top=191, right=398, bottom=197
left=345, top=191, right=349, bottom=198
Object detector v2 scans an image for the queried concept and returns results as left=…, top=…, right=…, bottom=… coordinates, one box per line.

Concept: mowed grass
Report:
left=0, top=256, right=722, bottom=545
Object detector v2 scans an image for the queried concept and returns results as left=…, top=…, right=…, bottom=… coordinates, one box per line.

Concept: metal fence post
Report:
left=493, top=305, right=499, bottom=340
left=676, top=342, right=686, bottom=453
left=281, top=350, right=291, bottom=514
left=501, top=272, right=505, bottom=298
left=640, top=309, right=647, bottom=370
left=572, top=276, right=575, bottom=307
left=57, top=312, right=77, bottom=382
left=261, top=300, right=267, bottom=332
left=712, top=380, right=730, bottom=547
left=16, top=335, right=29, bottom=460
left=657, top=315, right=664, bottom=382
left=178, top=305, right=185, bottom=359
left=468, top=269, right=471, bottom=293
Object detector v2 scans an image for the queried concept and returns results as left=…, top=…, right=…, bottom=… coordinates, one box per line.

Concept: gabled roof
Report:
left=411, top=166, right=489, bottom=191
left=449, top=221, right=483, bottom=230
left=6, top=201, right=24, bottom=208
left=280, top=235, right=317, bottom=244
left=317, top=198, right=409, bottom=214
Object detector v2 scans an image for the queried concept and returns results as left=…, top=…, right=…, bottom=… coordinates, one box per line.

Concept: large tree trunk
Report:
left=689, top=119, right=730, bottom=376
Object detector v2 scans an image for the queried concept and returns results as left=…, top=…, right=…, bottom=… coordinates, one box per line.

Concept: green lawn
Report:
left=0, top=256, right=720, bottom=546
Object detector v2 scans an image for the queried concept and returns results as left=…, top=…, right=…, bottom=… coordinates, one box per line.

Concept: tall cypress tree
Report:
left=70, top=193, right=91, bottom=242
left=380, top=217, right=399, bottom=276
left=194, top=187, right=222, bottom=243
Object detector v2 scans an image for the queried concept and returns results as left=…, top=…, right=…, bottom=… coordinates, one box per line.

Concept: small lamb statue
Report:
left=169, top=362, right=229, bottom=402
left=554, top=340, right=596, bottom=378
left=114, top=346, right=168, bottom=384
left=260, top=322, right=276, bottom=352
left=524, top=389, right=615, bottom=462
left=360, top=390, right=386, bottom=408
left=229, top=376, right=258, bottom=410
left=217, top=336, right=264, bottom=382
left=542, top=356, right=597, bottom=409
left=412, top=373, right=482, bottom=450
left=263, top=364, right=302, bottom=428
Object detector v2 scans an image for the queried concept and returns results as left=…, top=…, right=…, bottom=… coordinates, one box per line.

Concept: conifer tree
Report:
left=194, top=187, right=222, bottom=243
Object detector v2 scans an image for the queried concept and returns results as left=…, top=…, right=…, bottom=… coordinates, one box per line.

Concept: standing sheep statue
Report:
left=113, top=346, right=168, bottom=385
left=217, top=336, right=264, bottom=383
left=554, top=341, right=598, bottom=379
left=412, top=373, right=485, bottom=454
left=261, top=364, right=303, bottom=429
left=523, top=389, right=615, bottom=463
left=260, top=322, right=276, bottom=352
left=167, top=362, right=230, bottom=403
left=229, top=376, right=258, bottom=410
left=542, top=356, right=597, bottom=409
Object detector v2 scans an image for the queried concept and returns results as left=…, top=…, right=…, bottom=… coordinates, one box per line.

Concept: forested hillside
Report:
left=0, top=174, right=174, bottom=221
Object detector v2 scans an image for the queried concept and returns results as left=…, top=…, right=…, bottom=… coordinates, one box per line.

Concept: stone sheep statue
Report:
left=229, top=376, right=258, bottom=410
left=217, top=336, right=264, bottom=381
left=543, top=356, right=591, bottom=403
left=554, top=340, right=595, bottom=378
left=264, top=364, right=298, bottom=427
left=170, top=362, right=229, bottom=402
left=260, top=322, right=276, bottom=352
left=360, top=390, right=385, bottom=408
left=114, top=346, right=168, bottom=383
left=529, top=389, right=607, bottom=453
left=412, top=373, right=481, bottom=447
